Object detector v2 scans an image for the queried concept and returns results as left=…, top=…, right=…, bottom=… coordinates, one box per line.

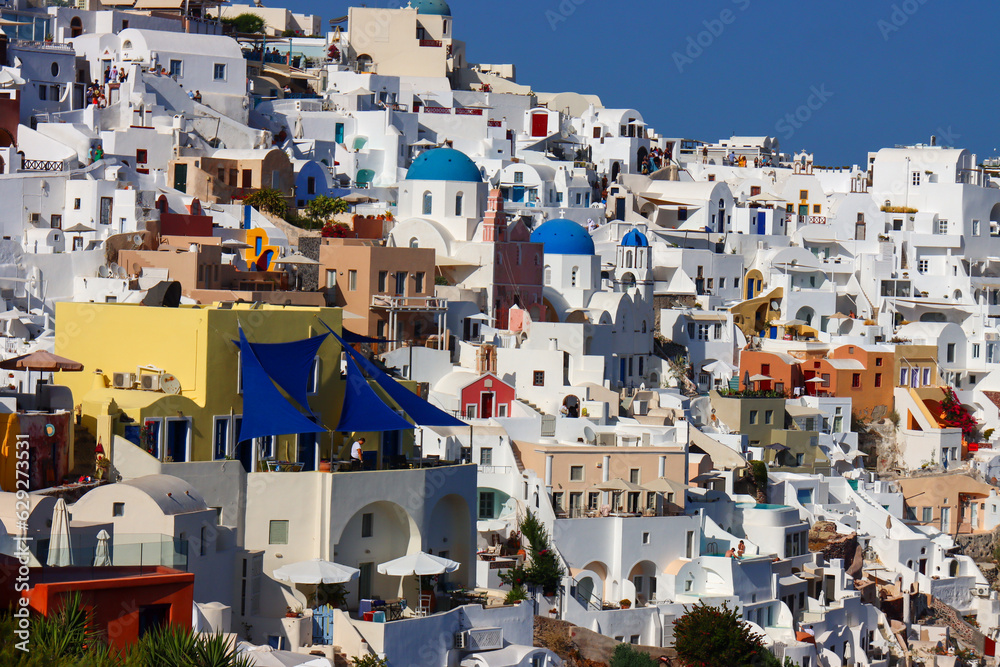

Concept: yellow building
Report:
left=54, top=302, right=362, bottom=470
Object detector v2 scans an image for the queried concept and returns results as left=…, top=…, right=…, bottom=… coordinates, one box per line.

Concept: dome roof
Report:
left=530, top=219, right=595, bottom=256
left=405, top=148, right=482, bottom=183
left=410, top=0, right=451, bottom=16
left=621, top=229, right=649, bottom=247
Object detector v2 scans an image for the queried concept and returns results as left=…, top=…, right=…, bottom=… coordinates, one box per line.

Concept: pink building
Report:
left=483, top=190, right=545, bottom=328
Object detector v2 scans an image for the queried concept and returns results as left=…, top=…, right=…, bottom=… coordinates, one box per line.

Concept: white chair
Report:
left=416, top=593, right=432, bottom=617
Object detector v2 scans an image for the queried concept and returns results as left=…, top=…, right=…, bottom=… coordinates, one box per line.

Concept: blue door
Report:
left=757, top=211, right=766, bottom=235
left=313, top=605, right=336, bottom=645
left=511, top=186, right=525, bottom=203
left=298, top=433, right=317, bottom=471
left=166, top=420, right=188, bottom=462
left=335, top=123, right=345, bottom=144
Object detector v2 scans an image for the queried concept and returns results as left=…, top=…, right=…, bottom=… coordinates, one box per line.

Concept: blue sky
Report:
left=290, top=1, right=997, bottom=166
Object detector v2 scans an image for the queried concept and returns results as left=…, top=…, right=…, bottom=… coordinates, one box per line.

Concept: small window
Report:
left=912, top=171, right=921, bottom=186
left=799, top=190, right=808, bottom=200
left=937, top=219, right=948, bottom=235
left=361, top=512, right=373, bottom=538
left=480, top=448, right=493, bottom=466
left=213, top=63, right=226, bottom=81
left=764, top=410, right=773, bottom=425
left=136, top=149, right=148, bottom=164
left=455, top=192, right=464, bottom=216
left=169, top=59, right=183, bottom=77
left=112, top=502, right=124, bottom=517
left=422, top=192, right=433, bottom=215
left=533, top=371, right=545, bottom=386
left=268, top=520, right=288, bottom=545
left=378, top=271, right=388, bottom=292
left=415, top=272, right=425, bottom=293
left=642, top=532, right=650, bottom=544
left=749, top=410, right=758, bottom=424
left=813, top=204, right=821, bottom=214
left=918, top=259, right=929, bottom=274
left=348, top=270, right=357, bottom=291
left=947, top=343, right=956, bottom=364
left=852, top=373, right=861, bottom=388
left=73, top=198, right=81, bottom=210
left=569, top=465, right=584, bottom=482
left=629, top=468, right=640, bottom=484
left=875, top=373, right=882, bottom=388
left=922, top=507, right=933, bottom=522
left=875, top=357, right=883, bottom=367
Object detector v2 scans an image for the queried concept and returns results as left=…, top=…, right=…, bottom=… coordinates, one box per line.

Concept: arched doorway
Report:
left=356, top=54, right=374, bottom=73
left=427, top=494, right=472, bottom=591
left=795, top=306, right=815, bottom=328
left=70, top=16, right=83, bottom=38
left=627, top=560, right=658, bottom=605
left=337, top=501, right=419, bottom=605
left=637, top=146, right=648, bottom=171
left=562, top=395, right=580, bottom=418
left=610, top=161, right=621, bottom=182
left=991, top=203, right=1000, bottom=235
left=581, top=560, right=609, bottom=603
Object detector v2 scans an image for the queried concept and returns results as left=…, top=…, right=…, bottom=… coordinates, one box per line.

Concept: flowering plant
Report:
left=940, top=387, right=979, bottom=441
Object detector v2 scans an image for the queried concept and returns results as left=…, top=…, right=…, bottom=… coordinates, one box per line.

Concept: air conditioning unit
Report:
left=454, top=627, right=502, bottom=651
left=973, top=583, right=990, bottom=598
left=140, top=374, right=162, bottom=391
left=112, top=372, right=135, bottom=389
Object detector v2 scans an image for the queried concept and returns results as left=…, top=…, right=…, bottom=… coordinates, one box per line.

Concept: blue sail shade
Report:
left=335, top=353, right=414, bottom=432
left=341, top=328, right=396, bottom=345
left=320, top=322, right=466, bottom=428
left=242, top=333, right=329, bottom=415
left=237, top=329, right=327, bottom=442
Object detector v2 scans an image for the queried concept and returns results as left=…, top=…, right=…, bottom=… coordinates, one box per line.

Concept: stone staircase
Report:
left=509, top=441, right=525, bottom=473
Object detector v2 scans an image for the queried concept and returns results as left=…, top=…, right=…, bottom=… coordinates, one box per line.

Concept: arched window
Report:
left=422, top=191, right=432, bottom=215
left=455, top=192, right=463, bottom=216
left=626, top=250, right=633, bottom=268
left=571, top=266, right=579, bottom=287
left=409, top=237, right=419, bottom=249
left=71, top=17, right=84, bottom=38
left=641, top=321, right=647, bottom=333
left=544, top=266, right=552, bottom=285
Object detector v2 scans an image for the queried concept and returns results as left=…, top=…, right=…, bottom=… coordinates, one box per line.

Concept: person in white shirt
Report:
left=351, top=437, right=365, bottom=470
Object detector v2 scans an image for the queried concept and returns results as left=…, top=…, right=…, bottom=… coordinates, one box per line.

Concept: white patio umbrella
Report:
left=293, top=115, right=304, bottom=139
left=274, top=252, right=319, bottom=266
left=274, top=558, right=360, bottom=585
left=47, top=498, right=73, bottom=567
left=93, top=529, right=111, bottom=567
left=377, top=552, right=460, bottom=577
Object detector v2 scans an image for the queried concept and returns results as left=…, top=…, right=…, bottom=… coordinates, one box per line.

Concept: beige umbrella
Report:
left=47, top=498, right=73, bottom=567
left=343, top=193, right=375, bottom=204
left=63, top=223, right=96, bottom=233
left=0, top=350, right=84, bottom=372
left=748, top=374, right=773, bottom=383
left=93, top=529, right=111, bottom=566
left=590, top=478, right=643, bottom=493
left=274, top=252, right=319, bottom=266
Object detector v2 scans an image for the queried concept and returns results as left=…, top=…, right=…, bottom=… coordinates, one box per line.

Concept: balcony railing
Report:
left=419, top=39, right=443, bottom=47
left=477, top=465, right=512, bottom=475
left=371, top=295, right=448, bottom=311
left=21, top=159, right=64, bottom=172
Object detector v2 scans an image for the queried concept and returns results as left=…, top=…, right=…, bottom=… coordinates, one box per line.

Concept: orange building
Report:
left=0, top=562, right=193, bottom=652
left=739, top=344, right=894, bottom=420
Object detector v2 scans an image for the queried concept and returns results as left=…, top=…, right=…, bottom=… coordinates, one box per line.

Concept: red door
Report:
left=531, top=113, right=548, bottom=137
left=481, top=392, right=494, bottom=419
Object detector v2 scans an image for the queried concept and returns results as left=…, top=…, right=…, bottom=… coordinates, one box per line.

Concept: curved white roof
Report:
left=433, top=370, right=479, bottom=396
left=73, top=474, right=208, bottom=516
left=119, top=29, right=243, bottom=60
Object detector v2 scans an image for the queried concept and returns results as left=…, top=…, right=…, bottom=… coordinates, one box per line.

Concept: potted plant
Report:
left=619, top=599, right=631, bottom=609
left=285, top=605, right=302, bottom=618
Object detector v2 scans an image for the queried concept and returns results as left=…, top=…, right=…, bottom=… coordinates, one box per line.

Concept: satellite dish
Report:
left=160, top=374, right=181, bottom=395
left=583, top=426, right=596, bottom=444
left=770, top=301, right=781, bottom=310
left=133, top=234, right=143, bottom=246
left=98, top=265, right=109, bottom=278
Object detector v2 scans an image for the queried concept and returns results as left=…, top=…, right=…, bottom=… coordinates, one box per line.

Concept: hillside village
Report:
left=1, top=1, right=1000, bottom=665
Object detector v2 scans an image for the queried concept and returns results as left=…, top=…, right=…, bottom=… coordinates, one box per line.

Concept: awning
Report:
left=436, top=255, right=478, bottom=267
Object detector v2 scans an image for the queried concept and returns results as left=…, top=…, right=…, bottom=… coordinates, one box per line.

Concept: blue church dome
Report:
left=410, top=0, right=451, bottom=16
left=405, top=148, right=482, bottom=183
left=530, top=219, right=595, bottom=256
left=621, top=229, right=649, bottom=247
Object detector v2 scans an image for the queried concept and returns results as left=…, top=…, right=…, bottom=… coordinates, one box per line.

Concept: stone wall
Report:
left=928, top=595, right=985, bottom=654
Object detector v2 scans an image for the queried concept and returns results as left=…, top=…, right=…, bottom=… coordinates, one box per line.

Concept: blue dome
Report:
left=530, top=219, right=595, bottom=256
left=621, top=229, right=649, bottom=247
left=406, top=148, right=482, bottom=183
left=410, top=0, right=451, bottom=16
